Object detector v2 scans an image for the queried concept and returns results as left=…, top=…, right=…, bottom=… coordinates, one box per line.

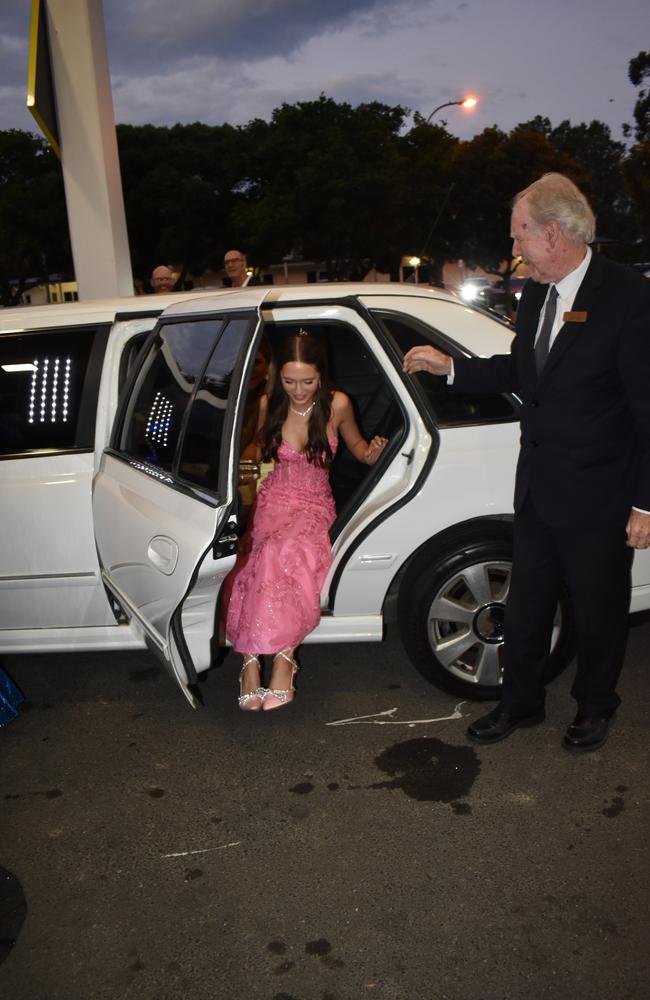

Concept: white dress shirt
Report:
left=534, top=246, right=592, bottom=351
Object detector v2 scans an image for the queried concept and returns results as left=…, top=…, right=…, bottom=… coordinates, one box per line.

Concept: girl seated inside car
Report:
left=222, top=330, right=388, bottom=712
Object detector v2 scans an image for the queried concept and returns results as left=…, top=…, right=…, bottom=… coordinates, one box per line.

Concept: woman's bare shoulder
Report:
left=330, top=390, right=351, bottom=412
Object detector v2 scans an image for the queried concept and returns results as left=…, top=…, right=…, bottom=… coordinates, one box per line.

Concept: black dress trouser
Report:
left=501, top=496, right=634, bottom=719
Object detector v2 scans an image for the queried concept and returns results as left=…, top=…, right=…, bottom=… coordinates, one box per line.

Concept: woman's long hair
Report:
left=261, top=332, right=333, bottom=467
left=241, top=335, right=272, bottom=451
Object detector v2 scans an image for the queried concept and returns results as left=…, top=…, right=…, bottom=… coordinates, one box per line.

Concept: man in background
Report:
left=150, top=265, right=176, bottom=293
left=223, top=250, right=261, bottom=288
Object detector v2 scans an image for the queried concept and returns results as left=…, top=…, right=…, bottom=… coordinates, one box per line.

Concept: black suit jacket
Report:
left=454, top=254, right=650, bottom=525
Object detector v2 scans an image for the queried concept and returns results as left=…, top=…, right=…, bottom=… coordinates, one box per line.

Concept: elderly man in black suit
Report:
left=403, top=173, right=650, bottom=752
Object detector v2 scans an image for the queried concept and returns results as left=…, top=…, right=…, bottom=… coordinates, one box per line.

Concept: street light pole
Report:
left=425, top=96, right=477, bottom=124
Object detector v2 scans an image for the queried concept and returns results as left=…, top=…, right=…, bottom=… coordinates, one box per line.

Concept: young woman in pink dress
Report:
left=224, top=331, right=388, bottom=712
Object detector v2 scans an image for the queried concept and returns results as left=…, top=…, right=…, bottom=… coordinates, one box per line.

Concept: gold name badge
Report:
left=563, top=311, right=588, bottom=323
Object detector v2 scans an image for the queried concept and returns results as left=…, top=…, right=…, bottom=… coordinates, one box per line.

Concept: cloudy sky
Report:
left=1, top=0, right=647, bottom=142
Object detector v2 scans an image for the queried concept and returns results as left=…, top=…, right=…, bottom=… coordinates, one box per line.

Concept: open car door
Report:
left=92, top=309, right=260, bottom=706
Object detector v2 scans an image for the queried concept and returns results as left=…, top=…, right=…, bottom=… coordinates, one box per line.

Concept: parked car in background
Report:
left=484, top=276, right=528, bottom=314
left=3, top=284, right=650, bottom=707
left=458, top=276, right=494, bottom=303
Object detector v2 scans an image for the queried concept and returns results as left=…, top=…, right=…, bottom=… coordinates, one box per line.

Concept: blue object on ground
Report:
left=0, top=668, right=24, bottom=727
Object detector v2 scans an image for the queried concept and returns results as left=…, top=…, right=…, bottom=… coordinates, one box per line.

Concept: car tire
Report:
left=397, top=521, right=575, bottom=700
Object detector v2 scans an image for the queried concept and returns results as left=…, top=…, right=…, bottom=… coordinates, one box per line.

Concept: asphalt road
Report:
left=1, top=615, right=649, bottom=1000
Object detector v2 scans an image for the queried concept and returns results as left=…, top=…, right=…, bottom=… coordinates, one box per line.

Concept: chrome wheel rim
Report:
left=425, top=558, right=563, bottom=688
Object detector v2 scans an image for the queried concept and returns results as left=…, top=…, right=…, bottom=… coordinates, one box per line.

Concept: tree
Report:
left=626, top=50, right=650, bottom=142
left=0, top=130, right=72, bottom=306
left=393, top=120, right=459, bottom=282
left=116, top=122, right=241, bottom=287
left=232, top=96, right=412, bottom=278
left=623, top=51, right=650, bottom=258
left=447, top=125, right=583, bottom=284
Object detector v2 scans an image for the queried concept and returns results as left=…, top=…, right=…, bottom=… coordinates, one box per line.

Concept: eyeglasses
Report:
left=224, top=257, right=244, bottom=265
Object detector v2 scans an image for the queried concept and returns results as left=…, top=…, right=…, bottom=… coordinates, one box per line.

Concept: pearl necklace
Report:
left=289, top=401, right=316, bottom=418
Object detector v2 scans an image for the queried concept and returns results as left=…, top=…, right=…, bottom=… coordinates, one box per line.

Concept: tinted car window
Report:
left=0, top=326, right=106, bottom=457
left=177, top=317, right=251, bottom=491
left=118, top=319, right=225, bottom=472
left=378, top=312, right=518, bottom=425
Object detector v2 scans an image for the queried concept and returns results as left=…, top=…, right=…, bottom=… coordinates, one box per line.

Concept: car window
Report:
left=0, top=325, right=108, bottom=458
left=115, top=315, right=252, bottom=496
left=177, top=317, right=251, bottom=491
left=376, top=312, right=518, bottom=426
left=116, top=319, right=226, bottom=473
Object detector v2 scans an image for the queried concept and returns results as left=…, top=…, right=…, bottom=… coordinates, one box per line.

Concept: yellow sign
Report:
left=26, top=0, right=61, bottom=157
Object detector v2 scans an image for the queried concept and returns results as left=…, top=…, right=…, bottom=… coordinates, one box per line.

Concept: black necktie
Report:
left=534, top=285, right=558, bottom=373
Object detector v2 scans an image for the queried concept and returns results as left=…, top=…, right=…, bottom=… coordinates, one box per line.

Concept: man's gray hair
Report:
left=513, top=173, right=596, bottom=244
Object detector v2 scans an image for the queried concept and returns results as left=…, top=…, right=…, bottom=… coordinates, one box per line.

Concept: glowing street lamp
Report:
left=425, top=95, right=478, bottom=124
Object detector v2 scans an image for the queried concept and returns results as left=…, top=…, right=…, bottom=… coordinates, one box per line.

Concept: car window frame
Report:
left=105, top=308, right=260, bottom=505
left=371, top=308, right=521, bottom=428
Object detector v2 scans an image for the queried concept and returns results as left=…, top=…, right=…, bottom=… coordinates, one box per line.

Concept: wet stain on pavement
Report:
left=327, top=782, right=339, bottom=791
left=602, top=796, right=625, bottom=818
left=4, top=794, right=20, bottom=801
left=148, top=787, right=166, bottom=798
left=451, top=801, right=472, bottom=815
left=129, top=667, right=161, bottom=683
left=602, top=784, right=628, bottom=818
left=272, top=993, right=301, bottom=1000
left=306, top=938, right=344, bottom=968
left=0, top=868, right=27, bottom=966
left=290, top=782, right=314, bottom=795
left=268, top=940, right=287, bottom=955
left=370, top=737, right=480, bottom=804
left=45, top=788, right=63, bottom=799
left=129, top=959, right=145, bottom=972
left=306, top=938, right=331, bottom=957
left=184, top=868, right=202, bottom=882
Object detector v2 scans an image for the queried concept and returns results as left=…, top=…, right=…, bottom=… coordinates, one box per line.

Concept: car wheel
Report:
left=397, top=522, right=574, bottom=700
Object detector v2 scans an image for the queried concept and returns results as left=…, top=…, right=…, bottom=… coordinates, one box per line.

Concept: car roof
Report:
left=1, top=282, right=512, bottom=357
left=158, top=281, right=480, bottom=315
left=0, top=289, right=216, bottom=333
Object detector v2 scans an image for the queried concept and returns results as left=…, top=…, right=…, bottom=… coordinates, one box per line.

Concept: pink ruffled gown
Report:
left=224, top=438, right=338, bottom=653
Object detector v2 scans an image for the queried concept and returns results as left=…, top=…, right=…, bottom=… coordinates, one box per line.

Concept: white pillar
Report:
left=46, top=0, right=133, bottom=299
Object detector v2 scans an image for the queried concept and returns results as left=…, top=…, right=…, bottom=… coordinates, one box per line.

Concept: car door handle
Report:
left=147, top=536, right=179, bottom=575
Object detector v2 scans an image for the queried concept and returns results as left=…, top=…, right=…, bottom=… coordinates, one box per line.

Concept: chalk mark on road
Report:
left=326, top=702, right=466, bottom=727
left=161, top=841, right=241, bottom=859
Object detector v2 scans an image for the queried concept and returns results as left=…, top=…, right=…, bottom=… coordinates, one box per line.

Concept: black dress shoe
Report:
left=563, top=714, right=611, bottom=752
left=467, top=706, right=545, bottom=744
